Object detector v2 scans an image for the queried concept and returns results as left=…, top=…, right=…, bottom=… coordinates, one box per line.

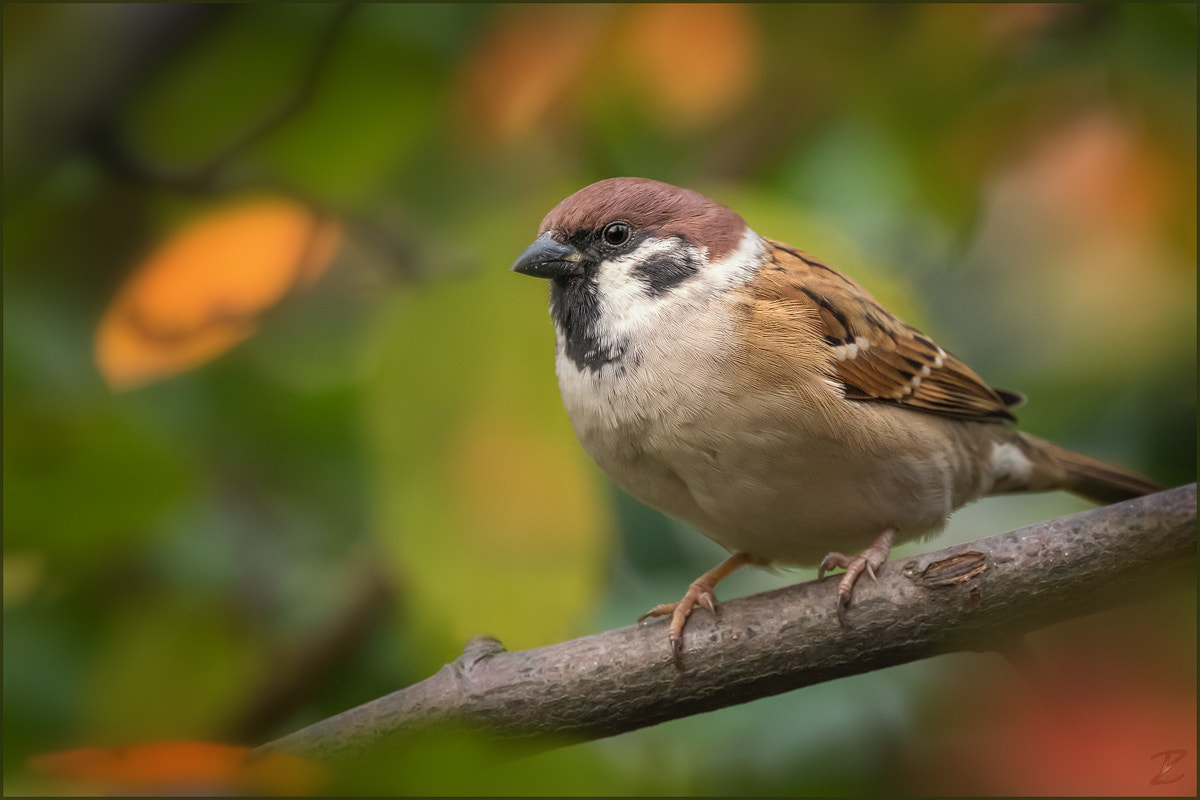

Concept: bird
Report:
left=511, top=176, right=1161, bottom=663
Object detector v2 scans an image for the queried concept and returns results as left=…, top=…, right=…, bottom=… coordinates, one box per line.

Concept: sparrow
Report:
left=511, top=177, right=1161, bottom=662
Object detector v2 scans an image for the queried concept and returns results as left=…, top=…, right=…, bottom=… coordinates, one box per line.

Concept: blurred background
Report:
left=4, top=3, right=1195, bottom=795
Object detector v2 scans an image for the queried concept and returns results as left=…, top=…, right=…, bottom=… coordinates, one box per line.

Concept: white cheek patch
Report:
left=593, top=228, right=765, bottom=343
left=595, top=238, right=681, bottom=324
left=691, top=227, right=766, bottom=293
left=991, top=442, right=1033, bottom=483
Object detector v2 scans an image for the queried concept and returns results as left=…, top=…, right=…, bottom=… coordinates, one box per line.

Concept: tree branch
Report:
left=83, top=4, right=356, bottom=196
left=260, top=484, right=1196, bottom=763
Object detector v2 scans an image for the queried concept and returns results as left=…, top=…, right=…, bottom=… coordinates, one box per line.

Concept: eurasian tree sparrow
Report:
left=512, top=177, right=1161, bottom=661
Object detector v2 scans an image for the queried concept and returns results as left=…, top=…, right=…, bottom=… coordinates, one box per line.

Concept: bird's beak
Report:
left=511, top=232, right=586, bottom=279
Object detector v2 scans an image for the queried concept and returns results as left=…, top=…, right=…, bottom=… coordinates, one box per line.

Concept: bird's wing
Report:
left=755, top=239, right=1018, bottom=421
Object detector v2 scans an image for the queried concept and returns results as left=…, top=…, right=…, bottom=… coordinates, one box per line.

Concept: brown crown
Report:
left=540, top=178, right=747, bottom=262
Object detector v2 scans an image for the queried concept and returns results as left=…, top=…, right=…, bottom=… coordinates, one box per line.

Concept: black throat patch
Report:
left=549, top=275, right=627, bottom=374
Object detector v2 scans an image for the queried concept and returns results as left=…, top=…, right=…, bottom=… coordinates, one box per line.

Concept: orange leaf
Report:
left=30, top=741, right=327, bottom=796
left=616, top=4, right=759, bottom=130
left=96, top=197, right=342, bottom=390
left=456, top=6, right=603, bottom=144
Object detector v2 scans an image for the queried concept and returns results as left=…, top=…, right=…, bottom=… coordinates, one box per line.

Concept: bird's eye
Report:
left=602, top=221, right=631, bottom=247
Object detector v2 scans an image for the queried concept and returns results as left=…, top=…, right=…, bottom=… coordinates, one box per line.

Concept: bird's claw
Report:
left=639, top=581, right=721, bottom=667
left=638, top=552, right=754, bottom=667
left=818, top=529, right=895, bottom=626
left=817, top=551, right=851, bottom=581
left=835, top=589, right=850, bottom=626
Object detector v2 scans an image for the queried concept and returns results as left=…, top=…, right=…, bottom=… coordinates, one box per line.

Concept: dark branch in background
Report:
left=223, top=562, right=395, bottom=743
left=4, top=5, right=225, bottom=203
left=82, top=4, right=357, bottom=196
left=259, top=484, right=1196, bottom=764
left=74, top=3, right=441, bottom=283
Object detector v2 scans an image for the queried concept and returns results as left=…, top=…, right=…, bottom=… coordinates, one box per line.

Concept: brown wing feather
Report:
left=757, top=239, right=1016, bottom=422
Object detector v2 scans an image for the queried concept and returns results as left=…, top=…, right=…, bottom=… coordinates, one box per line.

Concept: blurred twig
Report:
left=84, top=4, right=357, bottom=196
left=225, top=561, right=395, bottom=743
left=259, top=484, right=1196, bottom=763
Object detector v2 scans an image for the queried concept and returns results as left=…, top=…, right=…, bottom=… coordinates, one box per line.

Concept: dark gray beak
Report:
left=511, top=232, right=586, bottom=280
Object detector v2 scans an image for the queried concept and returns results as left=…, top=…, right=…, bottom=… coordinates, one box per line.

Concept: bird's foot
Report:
left=638, top=552, right=755, bottom=666
left=818, top=528, right=895, bottom=626
left=638, top=580, right=719, bottom=663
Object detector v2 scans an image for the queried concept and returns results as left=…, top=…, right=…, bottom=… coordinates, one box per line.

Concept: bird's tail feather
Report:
left=1020, top=433, right=1162, bottom=505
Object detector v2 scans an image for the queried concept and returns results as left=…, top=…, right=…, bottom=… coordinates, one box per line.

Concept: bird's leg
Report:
left=818, top=528, right=895, bottom=626
left=639, top=551, right=755, bottom=663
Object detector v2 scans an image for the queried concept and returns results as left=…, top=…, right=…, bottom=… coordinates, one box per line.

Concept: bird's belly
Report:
left=556, top=338, right=979, bottom=566
left=676, top=440, right=951, bottom=564
left=579, top=408, right=962, bottom=566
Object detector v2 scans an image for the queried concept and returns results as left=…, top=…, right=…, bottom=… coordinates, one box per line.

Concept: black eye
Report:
left=602, top=221, right=631, bottom=247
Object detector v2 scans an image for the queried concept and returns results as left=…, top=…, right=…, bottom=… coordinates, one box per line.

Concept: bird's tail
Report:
left=1017, top=433, right=1163, bottom=505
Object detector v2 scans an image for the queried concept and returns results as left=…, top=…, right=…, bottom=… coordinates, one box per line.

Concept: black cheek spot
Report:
left=631, top=249, right=701, bottom=296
